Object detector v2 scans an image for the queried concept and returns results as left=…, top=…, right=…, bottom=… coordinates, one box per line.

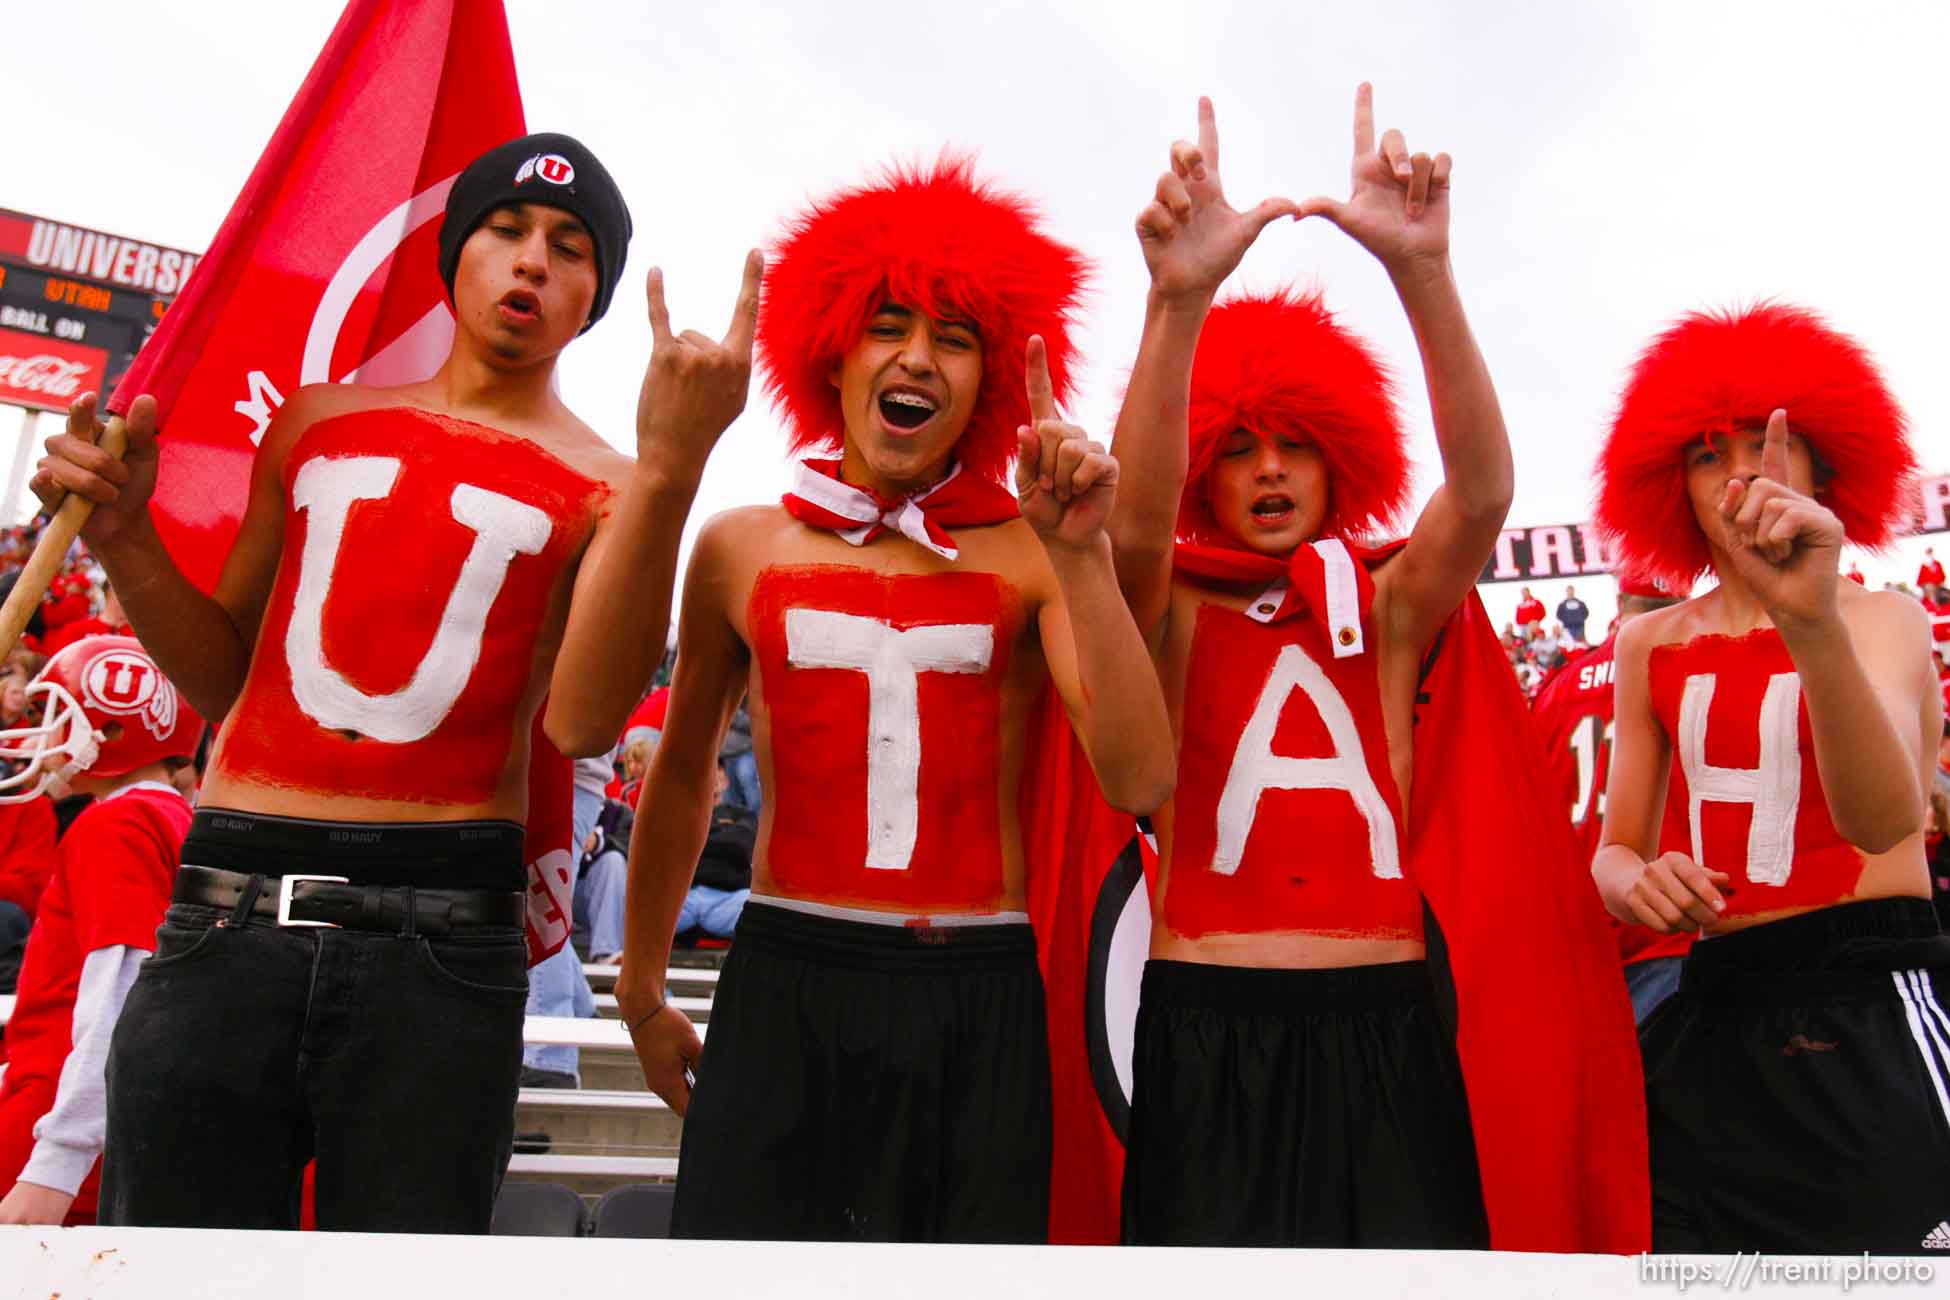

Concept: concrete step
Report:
left=503, top=1153, right=676, bottom=1199
left=591, top=993, right=711, bottom=1022
left=582, top=963, right=720, bottom=996
left=513, top=1087, right=682, bottom=1156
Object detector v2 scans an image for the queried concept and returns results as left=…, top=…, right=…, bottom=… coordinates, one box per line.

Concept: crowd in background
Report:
left=1498, top=548, right=1950, bottom=703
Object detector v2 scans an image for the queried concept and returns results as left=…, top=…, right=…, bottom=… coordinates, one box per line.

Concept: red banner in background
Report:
left=0, top=327, right=108, bottom=413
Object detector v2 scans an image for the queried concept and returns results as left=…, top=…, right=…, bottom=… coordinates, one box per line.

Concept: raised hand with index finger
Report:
left=1015, top=335, right=1119, bottom=550
left=1294, top=83, right=1453, bottom=278
left=1137, top=96, right=1300, bottom=303
left=634, top=249, right=764, bottom=484
left=1715, top=409, right=1846, bottom=629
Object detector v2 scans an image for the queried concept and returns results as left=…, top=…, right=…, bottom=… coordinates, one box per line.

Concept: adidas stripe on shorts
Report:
left=1641, top=898, right=1950, bottom=1254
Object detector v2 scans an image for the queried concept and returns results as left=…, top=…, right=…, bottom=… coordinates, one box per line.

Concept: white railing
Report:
left=0, top=1227, right=1826, bottom=1299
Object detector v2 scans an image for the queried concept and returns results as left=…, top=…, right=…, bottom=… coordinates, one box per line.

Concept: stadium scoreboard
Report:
left=0, top=208, right=200, bottom=414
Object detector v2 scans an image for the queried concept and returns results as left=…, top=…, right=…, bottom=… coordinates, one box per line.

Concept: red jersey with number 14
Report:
left=1530, top=639, right=1692, bottom=965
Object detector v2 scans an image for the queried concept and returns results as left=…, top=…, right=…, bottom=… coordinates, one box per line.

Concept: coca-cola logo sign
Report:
left=0, top=325, right=107, bottom=413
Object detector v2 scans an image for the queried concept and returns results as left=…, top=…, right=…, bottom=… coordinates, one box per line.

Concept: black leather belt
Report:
left=175, top=865, right=523, bottom=936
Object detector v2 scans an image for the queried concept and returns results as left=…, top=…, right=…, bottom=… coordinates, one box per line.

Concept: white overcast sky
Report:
left=8, top=0, right=1947, bottom=632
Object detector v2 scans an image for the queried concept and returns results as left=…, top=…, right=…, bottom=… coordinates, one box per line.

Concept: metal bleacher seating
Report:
left=489, top=1178, right=588, bottom=1237
left=589, top=1181, right=676, bottom=1238
left=497, top=947, right=724, bottom=1229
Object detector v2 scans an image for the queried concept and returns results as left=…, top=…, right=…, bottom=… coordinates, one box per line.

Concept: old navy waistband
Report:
left=182, top=807, right=525, bottom=892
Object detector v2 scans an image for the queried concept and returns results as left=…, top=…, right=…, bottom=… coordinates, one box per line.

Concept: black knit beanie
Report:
left=438, top=132, right=632, bottom=332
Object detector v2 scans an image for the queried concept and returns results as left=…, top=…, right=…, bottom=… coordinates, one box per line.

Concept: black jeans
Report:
left=98, top=899, right=527, bottom=1231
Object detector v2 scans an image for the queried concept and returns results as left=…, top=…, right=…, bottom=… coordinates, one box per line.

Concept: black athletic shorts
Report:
left=1643, top=897, right=1950, bottom=1254
left=669, top=900, right=1051, bottom=1242
left=1120, top=958, right=1488, bottom=1247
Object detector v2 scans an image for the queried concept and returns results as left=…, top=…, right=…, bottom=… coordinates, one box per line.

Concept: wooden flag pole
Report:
left=0, top=413, right=127, bottom=657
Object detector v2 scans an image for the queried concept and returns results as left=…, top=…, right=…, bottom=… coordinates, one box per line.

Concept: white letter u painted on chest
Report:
left=785, top=608, right=993, bottom=872
left=285, top=455, right=551, bottom=743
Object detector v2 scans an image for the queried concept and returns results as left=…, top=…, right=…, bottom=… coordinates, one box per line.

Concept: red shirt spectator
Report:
left=1529, top=635, right=1692, bottom=970
left=1844, top=564, right=1866, bottom=585
left=41, top=618, right=134, bottom=656
left=623, top=686, right=670, bottom=746
left=0, top=783, right=192, bottom=1224
left=1924, top=590, right=1950, bottom=645
left=1514, top=588, right=1546, bottom=630
left=1919, top=550, right=1945, bottom=589
left=0, top=797, right=60, bottom=921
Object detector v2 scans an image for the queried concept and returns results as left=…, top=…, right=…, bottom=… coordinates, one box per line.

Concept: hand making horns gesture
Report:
left=1016, top=335, right=1118, bottom=549
left=1136, top=96, right=1300, bottom=301
left=1717, top=410, right=1845, bottom=628
left=634, top=249, right=764, bottom=481
left=1296, top=83, right=1453, bottom=276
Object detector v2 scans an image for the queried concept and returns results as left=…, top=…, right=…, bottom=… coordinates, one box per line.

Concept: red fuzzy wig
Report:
left=1595, top=302, right=1915, bottom=588
left=755, top=154, right=1090, bottom=486
left=1180, top=288, right=1410, bottom=545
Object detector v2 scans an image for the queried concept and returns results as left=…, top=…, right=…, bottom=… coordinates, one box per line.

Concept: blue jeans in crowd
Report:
left=522, top=786, right=603, bottom=1080
left=1624, top=954, right=1683, bottom=1024
left=575, top=849, right=627, bottom=962
left=724, top=751, right=761, bottom=813
left=678, top=885, right=749, bottom=939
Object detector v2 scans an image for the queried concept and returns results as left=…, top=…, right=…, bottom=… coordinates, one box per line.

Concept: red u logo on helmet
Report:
left=95, top=658, right=151, bottom=706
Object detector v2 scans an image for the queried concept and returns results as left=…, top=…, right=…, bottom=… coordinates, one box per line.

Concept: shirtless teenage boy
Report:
left=1105, top=92, right=1642, bottom=1252
left=588, top=158, right=1175, bottom=1241
left=1592, top=303, right=1948, bottom=1253
left=29, top=133, right=759, bottom=1231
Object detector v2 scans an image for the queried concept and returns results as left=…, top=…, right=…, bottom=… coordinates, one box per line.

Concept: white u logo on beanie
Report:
left=515, top=153, right=575, bottom=186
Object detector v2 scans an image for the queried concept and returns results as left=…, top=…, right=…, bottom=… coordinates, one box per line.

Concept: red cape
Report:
left=1025, top=550, right=1649, bottom=1251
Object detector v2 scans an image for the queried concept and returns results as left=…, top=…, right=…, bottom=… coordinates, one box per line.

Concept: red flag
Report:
left=106, top=0, right=575, bottom=963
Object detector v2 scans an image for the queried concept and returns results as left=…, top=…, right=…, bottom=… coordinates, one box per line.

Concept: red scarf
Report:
left=1174, top=536, right=1375, bottom=656
left=781, top=458, right=1019, bottom=561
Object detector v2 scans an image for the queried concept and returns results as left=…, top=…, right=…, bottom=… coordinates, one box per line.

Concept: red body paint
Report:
left=750, top=564, right=1018, bottom=911
left=215, top=408, right=604, bottom=806
left=1649, top=628, right=1864, bottom=913
left=1164, top=602, right=1420, bottom=940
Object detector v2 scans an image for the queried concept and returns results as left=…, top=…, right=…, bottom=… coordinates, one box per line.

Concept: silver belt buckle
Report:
left=275, top=874, right=350, bottom=928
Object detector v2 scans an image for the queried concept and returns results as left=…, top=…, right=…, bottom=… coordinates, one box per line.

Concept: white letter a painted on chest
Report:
left=285, top=455, right=551, bottom=743
left=785, top=608, right=993, bottom=872
left=1213, top=644, right=1400, bottom=879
